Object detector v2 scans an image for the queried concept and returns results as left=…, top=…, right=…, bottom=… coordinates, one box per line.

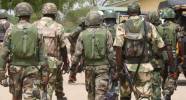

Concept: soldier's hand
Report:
left=112, top=72, right=120, bottom=81
left=41, top=75, right=49, bottom=85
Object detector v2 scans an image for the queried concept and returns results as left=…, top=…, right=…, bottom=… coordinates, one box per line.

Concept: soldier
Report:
left=0, top=9, right=12, bottom=47
left=158, top=8, right=181, bottom=100
left=0, top=9, right=13, bottom=87
left=114, top=2, right=165, bottom=100
left=70, top=10, right=115, bottom=100
left=33, top=3, right=68, bottom=100
left=68, top=17, right=87, bottom=83
left=147, top=11, right=163, bottom=100
left=103, top=10, right=117, bottom=40
left=0, top=2, right=48, bottom=100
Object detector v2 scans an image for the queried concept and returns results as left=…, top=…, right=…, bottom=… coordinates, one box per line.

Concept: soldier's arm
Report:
left=113, top=24, right=125, bottom=72
left=38, top=33, right=48, bottom=66
left=58, top=26, right=68, bottom=66
left=0, top=31, right=11, bottom=81
left=106, top=30, right=115, bottom=67
left=71, top=33, right=84, bottom=67
left=68, top=26, right=84, bottom=43
left=149, top=23, right=165, bottom=49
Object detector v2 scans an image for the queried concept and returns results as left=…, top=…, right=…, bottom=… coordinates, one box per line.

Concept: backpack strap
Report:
left=133, top=20, right=148, bottom=82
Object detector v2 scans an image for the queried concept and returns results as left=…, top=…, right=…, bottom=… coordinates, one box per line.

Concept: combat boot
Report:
left=68, top=72, right=77, bottom=84
left=164, top=94, right=171, bottom=100
left=57, top=96, right=67, bottom=100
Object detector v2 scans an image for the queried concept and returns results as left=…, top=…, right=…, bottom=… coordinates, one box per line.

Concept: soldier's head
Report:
left=0, top=9, right=8, bottom=19
left=147, top=11, right=161, bottom=26
left=85, top=10, right=103, bottom=27
left=127, top=2, right=141, bottom=16
left=14, top=2, right=33, bottom=21
left=103, top=10, right=117, bottom=26
left=160, top=8, right=176, bottom=21
left=42, top=3, right=58, bottom=20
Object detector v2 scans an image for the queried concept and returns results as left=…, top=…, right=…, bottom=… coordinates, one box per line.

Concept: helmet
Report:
left=160, top=8, right=176, bottom=19
left=104, top=10, right=116, bottom=19
left=42, top=3, right=57, bottom=15
left=147, top=11, right=161, bottom=25
left=85, top=10, right=103, bottom=26
left=127, top=2, right=141, bottom=15
left=0, top=9, right=8, bottom=19
left=14, top=2, right=33, bottom=17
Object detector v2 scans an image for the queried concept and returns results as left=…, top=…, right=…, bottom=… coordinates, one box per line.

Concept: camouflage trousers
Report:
left=47, top=57, right=64, bottom=100
left=162, top=63, right=178, bottom=97
left=85, top=65, right=109, bottom=100
left=162, top=76, right=177, bottom=96
left=9, top=65, right=41, bottom=100
left=151, top=69, right=161, bottom=100
left=120, top=71, right=153, bottom=100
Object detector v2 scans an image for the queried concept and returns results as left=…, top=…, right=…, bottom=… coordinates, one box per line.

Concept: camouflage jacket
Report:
left=114, top=16, right=165, bottom=72
left=0, top=20, right=47, bottom=70
left=0, top=19, right=13, bottom=43
left=33, top=17, right=66, bottom=60
left=71, top=26, right=115, bottom=67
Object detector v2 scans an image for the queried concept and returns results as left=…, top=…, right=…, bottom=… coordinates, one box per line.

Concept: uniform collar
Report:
left=129, top=16, right=141, bottom=19
left=41, top=17, right=53, bottom=21
left=18, top=20, right=30, bottom=24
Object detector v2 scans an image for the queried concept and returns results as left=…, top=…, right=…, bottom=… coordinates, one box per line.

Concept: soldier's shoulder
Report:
left=53, top=21, right=63, bottom=28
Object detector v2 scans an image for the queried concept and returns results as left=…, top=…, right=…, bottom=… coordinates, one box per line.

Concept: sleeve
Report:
left=0, top=30, right=11, bottom=70
left=71, top=33, right=84, bottom=65
left=58, top=26, right=66, bottom=48
left=106, top=31, right=115, bottom=67
left=113, top=24, right=125, bottom=47
left=149, top=23, right=165, bottom=48
left=38, top=32, right=48, bottom=66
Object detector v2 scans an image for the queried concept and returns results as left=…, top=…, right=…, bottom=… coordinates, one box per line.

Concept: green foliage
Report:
left=0, top=0, right=98, bottom=32
left=63, top=7, right=90, bottom=32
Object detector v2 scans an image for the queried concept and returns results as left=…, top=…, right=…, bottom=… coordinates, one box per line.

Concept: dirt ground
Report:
left=0, top=73, right=186, bottom=100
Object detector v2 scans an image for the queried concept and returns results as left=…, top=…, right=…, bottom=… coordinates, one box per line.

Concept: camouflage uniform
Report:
left=0, top=2, right=47, bottom=100
left=147, top=11, right=162, bottom=100
left=159, top=8, right=181, bottom=99
left=33, top=3, right=67, bottom=100
left=114, top=3, right=165, bottom=100
left=0, top=10, right=13, bottom=48
left=0, top=10, right=13, bottom=86
left=71, top=11, right=115, bottom=100
left=68, top=18, right=87, bottom=83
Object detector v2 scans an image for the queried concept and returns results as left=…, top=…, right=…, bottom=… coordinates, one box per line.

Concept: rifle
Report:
left=165, top=44, right=177, bottom=76
left=121, top=62, right=141, bottom=99
left=105, top=67, right=118, bottom=100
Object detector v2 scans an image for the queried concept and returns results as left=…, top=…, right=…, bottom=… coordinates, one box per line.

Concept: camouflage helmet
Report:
left=160, top=8, right=176, bottom=19
left=104, top=10, right=116, bottom=19
left=0, top=9, right=8, bottom=19
left=14, top=2, right=33, bottom=17
left=127, top=2, right=141, bottom=15
left=85, top=10, right=103, bottom=26
left=147, top=11, right=161, bottom=25
left=42, top=3, right=57, bottom=15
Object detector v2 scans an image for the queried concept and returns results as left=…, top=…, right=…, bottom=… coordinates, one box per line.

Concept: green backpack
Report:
left=157, top=21, right=177, bottom=49
left=10, top=25, right=39, bottom=62
left=123, top=18, right=151, bottom=62
left=82, top=28, right=107, bottom=61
